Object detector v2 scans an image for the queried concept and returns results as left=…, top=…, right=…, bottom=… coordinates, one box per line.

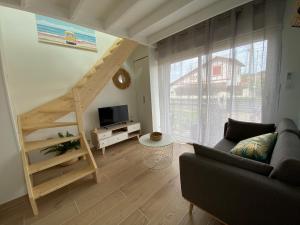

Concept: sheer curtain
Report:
left=154, top=0, right=285, bottom=146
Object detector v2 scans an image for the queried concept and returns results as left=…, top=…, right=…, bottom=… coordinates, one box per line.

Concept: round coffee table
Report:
left=139, top=133, right=173, bottom=169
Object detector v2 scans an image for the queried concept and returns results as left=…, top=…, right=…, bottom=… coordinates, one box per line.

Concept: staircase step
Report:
left=95, top=60, right=104, bottom=69
left=94, top=41, right=120, bottom=69
left=29, top=149, right=86, bottom=174
left=39, top=109, right=74, bottom=113
left=103, top=54, right=110, bottom=61
left=86, top=68, right=96, bottom=78
left=61, top=92, right=74, bottom=100
left=22, top=122, right=78, bottom=131
left=76, top=79, right=87, bottom=88
left=116, top=39, right=123, bottom=45
left=24, top=136, right=81, bottom=152
left=109, top=47, right=117, bottom=53
left=32, top=166, right=94, bottom=199
left=110, top=43, right=120, bottom=51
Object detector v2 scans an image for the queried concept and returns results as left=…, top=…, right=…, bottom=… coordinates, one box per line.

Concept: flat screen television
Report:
left=98, top=105, right=129, bottom=127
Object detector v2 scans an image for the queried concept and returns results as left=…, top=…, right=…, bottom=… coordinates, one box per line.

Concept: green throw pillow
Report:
left=230, top=133, right=277, bottom=163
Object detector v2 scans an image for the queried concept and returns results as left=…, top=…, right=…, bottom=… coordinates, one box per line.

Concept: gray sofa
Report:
left=179, top=118, right=300, bottom=225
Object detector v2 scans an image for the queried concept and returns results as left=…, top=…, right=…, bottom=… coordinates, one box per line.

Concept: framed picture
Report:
left=36, top=15, right=97, bottom=52
left=292, top=0, right=300, bottom=27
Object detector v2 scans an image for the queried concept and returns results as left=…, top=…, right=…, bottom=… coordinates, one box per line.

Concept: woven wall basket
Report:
left=112, top=68, right=131, bottom=89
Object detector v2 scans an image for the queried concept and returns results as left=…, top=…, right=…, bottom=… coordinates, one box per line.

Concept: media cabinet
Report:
left=91, top=122, right=141, bottom=154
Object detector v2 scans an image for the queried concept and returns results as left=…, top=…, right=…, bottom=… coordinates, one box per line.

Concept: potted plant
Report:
left=41, top=131, right=81, bottom=166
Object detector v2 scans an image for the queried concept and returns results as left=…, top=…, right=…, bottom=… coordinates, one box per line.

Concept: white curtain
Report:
left=154, top=0, right=285, bottom=146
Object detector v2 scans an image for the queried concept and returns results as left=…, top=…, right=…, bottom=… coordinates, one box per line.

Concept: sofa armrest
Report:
left=179, top=153, right=300, bottom=225
left=270, top=159, right=300, bottom=186
left=193, top=144, right=273, bottom=176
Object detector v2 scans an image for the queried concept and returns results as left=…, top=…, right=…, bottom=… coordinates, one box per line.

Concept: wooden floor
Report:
left=0, top=139, right=223, bottom=225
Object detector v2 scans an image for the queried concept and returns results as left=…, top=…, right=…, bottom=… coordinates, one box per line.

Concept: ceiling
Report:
left=0, top=0, right=253, bottom=46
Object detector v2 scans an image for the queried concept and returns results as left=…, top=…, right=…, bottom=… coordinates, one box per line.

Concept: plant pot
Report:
left=150, top=132, right=162, bottom=141
left=59, top=149, right=80, bottom=167
left=60, top=157, right=79, bottom=167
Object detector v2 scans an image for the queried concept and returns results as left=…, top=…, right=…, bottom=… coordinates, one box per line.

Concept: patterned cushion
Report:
left=230, top=133, right=277, bottom=163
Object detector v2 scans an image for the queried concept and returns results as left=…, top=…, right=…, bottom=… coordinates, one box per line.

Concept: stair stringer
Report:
left=77, top=38, right=138, bottom=109
left=20, top=38, right=138, bottom=129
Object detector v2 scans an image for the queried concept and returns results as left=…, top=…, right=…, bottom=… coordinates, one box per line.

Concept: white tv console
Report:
left=91, top=122, right=141, bottom=155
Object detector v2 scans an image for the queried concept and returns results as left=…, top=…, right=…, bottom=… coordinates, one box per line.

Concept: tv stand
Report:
left=91, top=122, right=141, bottom=155
left=103, top=121, right=127, bottom=130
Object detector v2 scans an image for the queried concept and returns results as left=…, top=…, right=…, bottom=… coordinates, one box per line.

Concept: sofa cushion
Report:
left=193, top=144, right=273, bottom=176
left=270, top=132, right=300, bottom=168
left=225, top=118, right=276, bottom=142
left=214, top=138, right=237, bottom=152
left=270, top=159, right=300, bottom=186
left=230, top=133, right=277, bottom=163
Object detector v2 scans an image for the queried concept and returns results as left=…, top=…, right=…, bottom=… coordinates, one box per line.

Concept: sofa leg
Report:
left=189, top=203, right=194, bottom=214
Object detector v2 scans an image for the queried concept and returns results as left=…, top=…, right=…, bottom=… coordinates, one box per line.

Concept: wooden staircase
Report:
left=20, top=38, right=138, bottom=130
left=17, top=38, right=138, bottom=215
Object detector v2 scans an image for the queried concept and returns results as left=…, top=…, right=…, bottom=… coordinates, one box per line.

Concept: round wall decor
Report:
left=112, top=68, right=131, bottom=89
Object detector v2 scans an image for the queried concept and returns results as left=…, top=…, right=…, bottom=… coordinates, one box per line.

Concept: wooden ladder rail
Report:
left=17, top=116, right=38, bottom=215
left=17, top=89, right=99, bottom=216
left=73, top=87, right=99, bottom=183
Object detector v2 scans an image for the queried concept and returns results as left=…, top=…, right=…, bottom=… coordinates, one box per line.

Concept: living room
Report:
left=0, top=0, right=299, bottom=225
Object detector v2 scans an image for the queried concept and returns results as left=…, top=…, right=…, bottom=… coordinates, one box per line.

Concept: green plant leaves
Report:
left=40, top=131, right=80, bottom=156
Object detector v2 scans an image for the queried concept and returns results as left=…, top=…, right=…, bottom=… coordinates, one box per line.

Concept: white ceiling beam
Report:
left=128, top=0, right=195, bottom=37
left=26, top=1, right=70, bottom=19
left=0, top=0, right=21, bottom=8
left=104, top=0, right=141, bottom=29
left=0, top=0, right=150, bottom=46
left=69, top=0, right=85, bottom=20
left=20, top=0, right=27, bottom=8
left=147, top=0, right=253, bottom=44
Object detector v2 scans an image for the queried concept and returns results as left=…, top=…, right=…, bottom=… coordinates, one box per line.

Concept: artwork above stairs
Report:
left=17, top=38, right=138, bottom=215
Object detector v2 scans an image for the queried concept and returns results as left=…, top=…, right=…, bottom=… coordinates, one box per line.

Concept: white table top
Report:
left=139, top=133, right=173, bottom=148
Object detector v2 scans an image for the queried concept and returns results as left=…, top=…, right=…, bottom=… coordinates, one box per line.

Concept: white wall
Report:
left=0, top=6, right=139, bottom=203
left=0, top=6, right=139, bottom=136
left=129, top=46, right=153, bottom=134
left=0, top=6, right=117, bottom=114
left=0, top=39, right=26, bottom=204
left=278, top=0, right=300, bottom=127
left=84, top=61, right=138, bottom=136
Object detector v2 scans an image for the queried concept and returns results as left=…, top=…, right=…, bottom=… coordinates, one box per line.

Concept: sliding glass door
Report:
left=154, top=0, right=284, bottom=146
left=161, top=39, right=268, bottom=146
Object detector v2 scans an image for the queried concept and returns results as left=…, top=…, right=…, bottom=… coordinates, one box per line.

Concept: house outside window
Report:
left=212, top=65, right=222, bottom=76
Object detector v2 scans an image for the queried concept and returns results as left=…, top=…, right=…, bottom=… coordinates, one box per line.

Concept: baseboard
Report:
left=0, top=194, right=27, bottom=212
